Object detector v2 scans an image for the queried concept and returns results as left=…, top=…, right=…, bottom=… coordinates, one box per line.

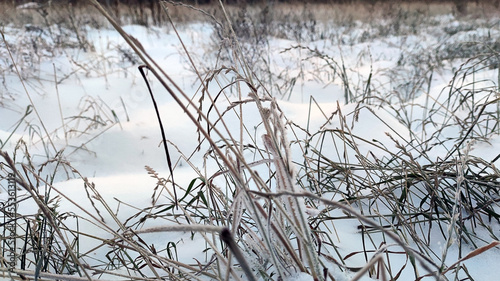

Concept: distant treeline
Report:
left=7, top=0, right=488, bottom=22
left=2, top=0, right=483, bottom=5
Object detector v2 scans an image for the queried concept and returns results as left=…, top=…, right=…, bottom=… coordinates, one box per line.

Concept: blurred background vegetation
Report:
left=2, top=0, right=499, bottom=29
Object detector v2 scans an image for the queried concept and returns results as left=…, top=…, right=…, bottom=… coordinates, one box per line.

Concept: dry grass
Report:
left=2, top=1, right=498, bottom=30
left=2, top=1, right=500, bottom=281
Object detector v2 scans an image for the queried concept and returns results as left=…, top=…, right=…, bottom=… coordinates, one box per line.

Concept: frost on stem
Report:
left=261, top=130, right=322, bottom=280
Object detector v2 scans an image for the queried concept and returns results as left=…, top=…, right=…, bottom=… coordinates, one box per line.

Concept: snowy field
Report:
left=1, top=2, right=500, bottom=281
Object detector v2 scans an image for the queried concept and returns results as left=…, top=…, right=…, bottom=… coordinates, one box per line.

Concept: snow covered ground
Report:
left=1, top=5, right=500, bottom=281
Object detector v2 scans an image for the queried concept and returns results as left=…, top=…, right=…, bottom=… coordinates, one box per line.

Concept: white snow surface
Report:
left=1, top=13, right=500, bottom=281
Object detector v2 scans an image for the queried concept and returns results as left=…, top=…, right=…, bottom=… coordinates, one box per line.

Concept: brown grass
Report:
left=2, top=1, right=499, bottom=29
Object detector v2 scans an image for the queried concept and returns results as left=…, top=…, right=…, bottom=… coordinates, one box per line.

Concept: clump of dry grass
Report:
left=2, top=1, right=500, bottom=281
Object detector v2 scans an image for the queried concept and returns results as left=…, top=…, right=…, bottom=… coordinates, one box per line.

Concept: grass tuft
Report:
left=2, top=1, right=500, bottom=281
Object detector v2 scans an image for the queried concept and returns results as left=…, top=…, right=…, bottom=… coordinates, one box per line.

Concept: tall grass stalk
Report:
left=2, top=1, right=500, bottom=281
